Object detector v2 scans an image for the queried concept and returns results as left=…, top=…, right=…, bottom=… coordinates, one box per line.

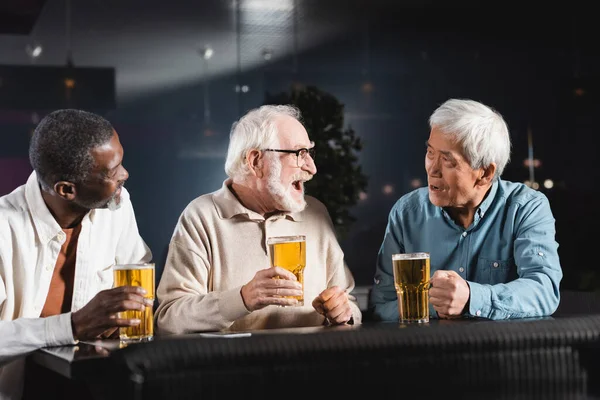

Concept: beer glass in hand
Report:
left=113, top=263, right=155, bottom=342
left=267, top=235, right=306, bottom=306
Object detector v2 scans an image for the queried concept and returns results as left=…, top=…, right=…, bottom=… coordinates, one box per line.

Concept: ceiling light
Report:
left=200, top=47, right=214, bottom=60
left=25, top=43, right=43, bottom=59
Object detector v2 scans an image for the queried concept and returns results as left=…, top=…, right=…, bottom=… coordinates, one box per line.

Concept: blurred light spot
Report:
left=543, top=179, right=554, bottom=189
left=25, top=43, right=43, bottom=58
left=200, top=47, right=214, bottom=60
left=262, top=49, right=273, bottom=60
left=574, top=87, right=586, bottom=97
left=359, top=191, right=368, bottom=201
left=361, top=82, right=374, bottom=93
left=64, top=78, right=76, bottom=89
left=241, top=85, right=249, bottom=93
left=523, top=159, right=541, bottom=168
left=410, top=178, right=422, bottom=188
left=382, top=184, right=394, bottom=195
left=531, top=181, right=540, bottom=190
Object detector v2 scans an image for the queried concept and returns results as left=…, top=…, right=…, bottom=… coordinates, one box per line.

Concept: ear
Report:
left=53, top=181, right=77, bottom=201
left=246, top=149, right=264, bottom=178
left=476, top=163, right=496, bottom=187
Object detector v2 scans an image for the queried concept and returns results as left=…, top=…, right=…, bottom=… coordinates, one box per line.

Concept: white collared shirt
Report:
left=0, top=172, right=152, bottom=400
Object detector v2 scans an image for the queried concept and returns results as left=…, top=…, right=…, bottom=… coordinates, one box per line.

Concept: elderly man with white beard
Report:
left=155, top=104, right=361, bottom=334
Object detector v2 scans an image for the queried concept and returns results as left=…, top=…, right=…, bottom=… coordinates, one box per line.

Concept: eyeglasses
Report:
left=263, top=147, right=316, bottom=167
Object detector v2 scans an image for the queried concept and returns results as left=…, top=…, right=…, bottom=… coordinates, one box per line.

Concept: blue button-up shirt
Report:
left=369, top=179, right=563, bottom=321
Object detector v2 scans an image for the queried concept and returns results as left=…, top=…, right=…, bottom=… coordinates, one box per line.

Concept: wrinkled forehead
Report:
left=428, top=126, right=464, bottom=154
left=275, top=115, right=311, bottom=148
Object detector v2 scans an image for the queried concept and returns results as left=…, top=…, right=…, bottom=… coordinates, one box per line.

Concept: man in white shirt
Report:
left=155, top=104, right=361, bottom=334
left=0, top=109, right=152, bottom=400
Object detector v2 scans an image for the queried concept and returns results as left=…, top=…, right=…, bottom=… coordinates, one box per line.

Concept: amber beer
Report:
left=267, top=235, right=306, bottom=306
left=113, top=263, right=155, bottom=342
left=392, top=252, right=430, bottom=323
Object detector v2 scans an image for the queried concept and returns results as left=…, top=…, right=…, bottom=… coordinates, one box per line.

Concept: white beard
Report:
left=266, top=157, right=307, bottom=213
left=106, top=190, right=123, bottom=211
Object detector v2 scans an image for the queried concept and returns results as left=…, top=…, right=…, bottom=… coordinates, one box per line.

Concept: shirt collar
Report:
left=476, top=179, right=498, bottom=220
left=24, top=172, right=94, bottom=244
left=24, top=172, right=64, bottom=244
left=212, top=179, right=304, bottom=222
left=439, top=179, right=499, bottom=228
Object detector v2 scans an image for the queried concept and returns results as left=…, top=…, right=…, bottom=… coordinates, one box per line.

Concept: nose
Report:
left=121, top=165, right=130, bottom=182
left=302, top=154, right=317, bottom=175
left=425, top=156, right=441, bottom=178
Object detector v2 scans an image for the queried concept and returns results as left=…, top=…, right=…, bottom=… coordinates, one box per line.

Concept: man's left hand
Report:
left=429, top=270, right=470, bottom=319
left=312, top=286, right=353, bottom=325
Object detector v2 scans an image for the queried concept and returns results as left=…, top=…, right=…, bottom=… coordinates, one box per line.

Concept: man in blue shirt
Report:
left=368, top=98, right=562, bottom=321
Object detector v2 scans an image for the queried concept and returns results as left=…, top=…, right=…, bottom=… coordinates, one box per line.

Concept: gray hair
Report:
left=428, top=98, right=511, bottom=180
left=225, top=104, right=302, bottom=180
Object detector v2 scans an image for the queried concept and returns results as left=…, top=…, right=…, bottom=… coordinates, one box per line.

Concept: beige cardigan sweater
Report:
left=155, top=179, right=362, bottom=334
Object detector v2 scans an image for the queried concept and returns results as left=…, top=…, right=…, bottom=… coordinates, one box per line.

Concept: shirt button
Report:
left=476, top=310, right=481, bottom=316
left=493, top=262, right=499, bottom=268
left=57, top=232, right=65, bottom=241
left=462, top=232, right=467, bottom=237
left=459, top=267, right=465, bottom=273
left=538, top=252, right=544, bottom=256
left=374, top=278, right=380, bottom=285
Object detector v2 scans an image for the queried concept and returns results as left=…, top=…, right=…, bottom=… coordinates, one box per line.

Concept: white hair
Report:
left=429, top=98, right=511, bottom=180
left=224, top=104, right=302, bottom=181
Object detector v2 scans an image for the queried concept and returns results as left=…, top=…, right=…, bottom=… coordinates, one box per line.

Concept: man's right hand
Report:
left=71, top=286, right=153, bottom=340
left=240, top=266, right=303, bottom=311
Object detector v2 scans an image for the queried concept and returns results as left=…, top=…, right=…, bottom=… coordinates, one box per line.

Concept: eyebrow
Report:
left=294, top=141, right=315, bottom=150
left=425, top=141, right=455, bottom=159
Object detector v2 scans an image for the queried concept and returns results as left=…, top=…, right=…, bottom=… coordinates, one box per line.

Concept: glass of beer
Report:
left=113, top=262, right=155, bottom=342
left=392, top=252, right=430, bottom=323
left=267, top=235, right=306, bottom=306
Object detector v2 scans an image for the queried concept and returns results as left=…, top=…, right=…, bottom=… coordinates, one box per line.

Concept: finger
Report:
left=323, top=291, right=347, bottom=312
left=109, top=285, right=148, bottom=296
left=429, top=296, right=442, bottom=307
left=431, top=270, right=448, bottom=280
left=112, top=317, right=142, bottom=327
left=100, top=327, right=118, bottom=339
left=106, top=297, right=147, bottom=313
left=429, top=287, right=448, bottom=300
left=320, top=286, right=343, bottom=302
left=269, top=266, right=298, bottom=281
left=270, top=287, right=303, bottom=298
left=312, top=296, right=326, bottom=314
left=326, top=304, right=348, bottom=321
left=267, top=276, right=303, bottom=291
left=266, top=297, right=299, bottom=307
left=328, top=307, right=352, bottom=324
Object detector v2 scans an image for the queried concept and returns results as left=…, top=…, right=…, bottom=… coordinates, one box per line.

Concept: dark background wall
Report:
left=1, top=1, right=598, bottom=290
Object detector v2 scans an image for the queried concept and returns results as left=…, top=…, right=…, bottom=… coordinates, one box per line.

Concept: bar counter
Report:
left=25, top=314, right=600, bottom=400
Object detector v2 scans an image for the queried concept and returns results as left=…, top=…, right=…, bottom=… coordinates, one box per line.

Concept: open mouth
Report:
left=429, top=184, right=442, bottom=191
left=292, top=180, right=303, bottom=192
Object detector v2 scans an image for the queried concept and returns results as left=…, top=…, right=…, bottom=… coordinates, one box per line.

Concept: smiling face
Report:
left=425, top=126, right=483, bottom=211
left=262, top=115, right=316, bottom=213
left=73, top=130, right=129, bottom=211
